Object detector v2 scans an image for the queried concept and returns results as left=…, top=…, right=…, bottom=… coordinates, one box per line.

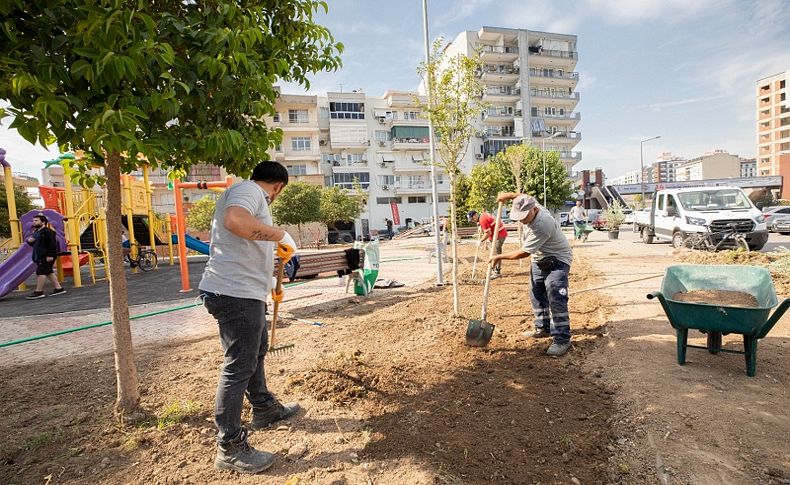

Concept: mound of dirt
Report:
left=672, top=289, right=759, bottom=307
left=286, top=351, right=380, bottom=404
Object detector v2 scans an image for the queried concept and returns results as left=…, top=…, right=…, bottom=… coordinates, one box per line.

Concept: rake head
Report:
left=268, top=343, right=295, bottom=357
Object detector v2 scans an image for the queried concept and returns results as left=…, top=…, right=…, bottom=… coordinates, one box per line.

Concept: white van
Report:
left=636, top=186, right=768, bottom=250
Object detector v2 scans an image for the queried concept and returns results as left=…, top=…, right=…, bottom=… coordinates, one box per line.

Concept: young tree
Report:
left=521, top=150, right=574, bottom=209
left=0, top=0, right=342, bottom=415
left=186, top=196, right=216, bottom=232
left=466, top=157, right=514, bottom=213
left=270, top=181, right=322, bottom=247
left=418, top=39, right=485, bottom=315
left=319, top=185, right=363, bottom=232
left=0, top=184, right=34, bottom=238
left=453, top=172, right=472, bottom=229
left=498, top=143, right=531, bottom=240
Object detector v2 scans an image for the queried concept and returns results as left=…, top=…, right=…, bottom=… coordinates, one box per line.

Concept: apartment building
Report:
left=740, top=158, right=757, bottom=178
left=608, top=169, right=641, bottom=185
left=757, top=71, right=790, bottom=176
left=648, top=152, right=687, bottom=183
left=674, top=150, right=741, bottom=181
left=270, top=92, right=326, bottom=187
left=443, top=26, right=582, bottom=173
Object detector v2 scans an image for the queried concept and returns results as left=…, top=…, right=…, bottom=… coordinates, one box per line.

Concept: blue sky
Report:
left=2, top=0, right=789, bottom=180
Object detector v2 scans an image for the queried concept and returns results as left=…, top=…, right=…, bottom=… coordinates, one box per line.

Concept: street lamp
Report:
left=640, top=135, right=661, bottom=208
left=542, top=131, right=562, bottom=207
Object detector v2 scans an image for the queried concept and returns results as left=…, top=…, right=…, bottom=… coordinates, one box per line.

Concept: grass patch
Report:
left=156, top=400, right=201, bottom=430
left=25, top=427, right=66, bottom=451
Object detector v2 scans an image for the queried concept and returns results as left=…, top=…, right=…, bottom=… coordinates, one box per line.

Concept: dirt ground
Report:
left=2, top=233, right=789, bottom=484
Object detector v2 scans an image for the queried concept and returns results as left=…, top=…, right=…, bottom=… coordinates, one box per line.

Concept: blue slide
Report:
left=171, top=234, right=210, bottom=255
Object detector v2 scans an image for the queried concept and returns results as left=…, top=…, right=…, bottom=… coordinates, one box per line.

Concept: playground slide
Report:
left=0, top=209, right=66, bottom=299
left=169, top=233, right=210, bottom=255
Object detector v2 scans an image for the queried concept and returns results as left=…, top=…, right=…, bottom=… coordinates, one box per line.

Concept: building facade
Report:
left=647, top=152, right=687, bottom=183
left=608, top=169, right=641, bottom=185
left=674, top=150, right=741, bottom=181
left=443, top=26, right=582, bottom=173
left=757, top=71, right=790, bottom=176
left=740, top=158, right=757, bottom=178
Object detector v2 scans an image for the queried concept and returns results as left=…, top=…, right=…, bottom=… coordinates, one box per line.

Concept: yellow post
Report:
left=2, top=165, right=21, bottom=251
left=61, top=165, right=82, bottom=287
left=166, top=213, right=174, bottom=265
left=123, top=174, right=138, bottom=273
left=143, top=164, right=157, bottom=258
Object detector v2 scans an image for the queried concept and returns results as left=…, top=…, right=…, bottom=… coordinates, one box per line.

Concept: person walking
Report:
left=385, top=218, right=394, bottom=239
left=569, top=200, right=588, bottom=240
left=25, top=213, right=66, bottom=299
left=199, top=161, right=299, bottom=474
left=489, top=193, right=573, bottom=357
left=467, top=209, right=508, bottom=279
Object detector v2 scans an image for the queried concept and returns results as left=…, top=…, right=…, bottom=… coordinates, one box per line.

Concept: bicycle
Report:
left=682, top=224, right=750, bottom=252
left=124, top=244, right=158, bottom=271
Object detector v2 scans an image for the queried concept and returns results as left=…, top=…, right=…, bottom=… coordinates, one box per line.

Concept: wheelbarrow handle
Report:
left=646, top=291, right=680, bottom=330
left=756, top=297, right=790, bottom=339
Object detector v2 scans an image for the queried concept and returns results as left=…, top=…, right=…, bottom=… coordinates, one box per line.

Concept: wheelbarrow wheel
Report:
left=706, top=332, right=722, bottom=354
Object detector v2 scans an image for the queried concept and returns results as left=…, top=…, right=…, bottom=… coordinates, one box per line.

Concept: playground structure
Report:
left=0, top=152, right=180, bottom=298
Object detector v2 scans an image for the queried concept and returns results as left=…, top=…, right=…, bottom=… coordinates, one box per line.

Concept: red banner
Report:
left=390, top=202, right=401, bottom=225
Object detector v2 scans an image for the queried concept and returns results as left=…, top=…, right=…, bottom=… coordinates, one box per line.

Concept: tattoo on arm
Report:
left=250, top=230, right=267, bottom=240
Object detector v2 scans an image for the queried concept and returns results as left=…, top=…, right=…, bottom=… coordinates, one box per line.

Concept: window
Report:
left=437, top=195, right=450, bottom=203
left=531, top=107, right=538, bottom=117
left=273, top=112, right=280, bottom=122
left=333, top=172, right=370, bottom=189
left=404, top=111, right=420, bottom=120
left=288, top=109, right=309, bottom=124
left=319, top=107, right=329, bottom=119
left=781, top=80, right=786, bottom=89
left=376, top=197, right=402, bottom=204
left=408, top=196, right=427, bottom=204
left=186, top=163, right=221, bottom=182
left=781, top=93, right=787, bottom=102
left=347, top=153, right=366, bottom=164
left=375, top=130, right=390, bottom=142
left=559, top=108, right=565, bottom=116
left=544, top=106, right=556, bottom=115
left=378, top=175, right=400, bottom=185
left=657, top=195, right=665, bottom=211
left=291, top=137, right=311, bottom=151
left=329, top=102, right=365, bottom=119
left=286, top=164, right=307, bottom=176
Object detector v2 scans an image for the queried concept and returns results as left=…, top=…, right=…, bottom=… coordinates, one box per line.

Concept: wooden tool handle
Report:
left=269, top=258, right=286, bottom=351
left=481, top=201, right=504, bottom=320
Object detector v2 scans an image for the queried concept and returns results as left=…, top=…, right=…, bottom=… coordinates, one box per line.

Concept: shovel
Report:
left=269, top=246, right=295, bottom=356
left=466, top=201, right=504, bottom=347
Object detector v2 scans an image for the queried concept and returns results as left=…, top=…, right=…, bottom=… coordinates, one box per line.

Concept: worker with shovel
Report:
left=199, top=161, right=300, bottom=474
left=489, top=193, right=573, bottom=357
left=467, top=209, right=508, bottom=279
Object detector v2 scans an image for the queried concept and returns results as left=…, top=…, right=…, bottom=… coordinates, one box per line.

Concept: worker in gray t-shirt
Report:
left=199, top=161, right=300, bottom=474
left=490, top=192, right=573, bottom=357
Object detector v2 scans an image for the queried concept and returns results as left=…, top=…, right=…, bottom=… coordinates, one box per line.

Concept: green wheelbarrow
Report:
left=647, top=265, right=790, bottom=377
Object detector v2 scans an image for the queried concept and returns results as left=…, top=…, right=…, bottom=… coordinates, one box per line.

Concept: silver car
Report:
left=771, top=217, right=790, bottom=235
left=761, top=206, right=790, bottom=232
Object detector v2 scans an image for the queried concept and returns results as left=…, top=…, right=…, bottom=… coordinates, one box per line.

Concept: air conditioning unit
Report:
left=379, top=141, right=385, bottom=147
left=319, top=140, right=326, bottom=146
left=380, top=162, right=387, bottom=168
left=382, top=185, right=389, bottom=191
left=475, top=153, right=484, bottom=160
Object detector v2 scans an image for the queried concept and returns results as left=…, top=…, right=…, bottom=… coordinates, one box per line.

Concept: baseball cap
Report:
left=466, top=210, right=478, bottom=222
left=508, top=195, right=537, bottom=221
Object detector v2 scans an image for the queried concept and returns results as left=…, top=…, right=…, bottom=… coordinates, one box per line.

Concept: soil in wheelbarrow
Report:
left=0, top=242, right=620, bottom=485
left=672, top=289, right=759, bottom=308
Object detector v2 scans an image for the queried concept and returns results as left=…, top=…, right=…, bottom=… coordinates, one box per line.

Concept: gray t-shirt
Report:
left=199, top=180, right=274, bottom=301
left=522, top=207, right=573, bottom=266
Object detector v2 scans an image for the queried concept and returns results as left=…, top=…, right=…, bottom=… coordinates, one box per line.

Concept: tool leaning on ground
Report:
left=269, top=243, right=295, bottom=356
left=465, top=201, right=505, bottom=347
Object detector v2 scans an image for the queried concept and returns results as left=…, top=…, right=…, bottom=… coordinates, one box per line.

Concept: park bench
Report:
left=454, top=227, right=480, bottom=238
left=279, top=248, right=368, bottom=294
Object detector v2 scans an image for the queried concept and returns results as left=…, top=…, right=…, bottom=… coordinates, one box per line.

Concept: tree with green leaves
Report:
left=466, top=156, right=514, bottom=213
left=418, top=38, right=485, bottom=315
left=489, top=145, right=573, bottom=210
left=0, top=0, right=342, bottom=415
left=453, top=172, right=472, bottom=229
left=186, top=196, right=216, bottom=232
left=0, top=184, right=34, bottom=238
left=270, top=181, right=321, bottom=247
left=319, top=185, right=362, bottom=231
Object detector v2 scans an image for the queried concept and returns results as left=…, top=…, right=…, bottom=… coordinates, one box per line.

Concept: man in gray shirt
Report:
left=199, top=161, right=298, bottom=474
left=490, top=193, right=573, bottom=357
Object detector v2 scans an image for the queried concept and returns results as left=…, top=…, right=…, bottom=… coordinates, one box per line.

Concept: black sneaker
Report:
left=50, top=288, right=67, bottom=296
left=250, top=401, right=301, bottom=430
left=522, top=328, right=551, bottom=339
left=26, top=291, right=46, bottom=300
left=215, top=429, right=275, bottom=474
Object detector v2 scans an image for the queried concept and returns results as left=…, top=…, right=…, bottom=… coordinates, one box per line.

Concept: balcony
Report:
left=391, top=137, right=430, bottom=150
left=483, top=87, right=521, bottom=103
left=483, top=129, right=518, bottom=140
left=392, top=157, right=431, bottom=173
left=393, top=182, right=450, bottom=194
left=480, top=45, right=519, bottom=62
left=528, top=48, right=577, bottom=60
left=530, top=90, right=580, bottom=105
left=537, top=112, right=580, bottom=122
left=482, top=110, right=517, bottom=123
left=528, top=70, right=578, bottom=87
left=532, top=131, right=582, bottom=142
left=558, top=151, right=582, bottom=161
left=479, top=66, right=520, bottom=83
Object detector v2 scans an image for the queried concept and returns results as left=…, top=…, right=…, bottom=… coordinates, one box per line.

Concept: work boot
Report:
left=522, top=327, right=550, bottom=339
left=215, top=429, right=275, bottom=474
left=26, top=291, right=46, bottom=300
left=546, top=341, right=571, bottom=357
left=250, top=401, right=301, bottom=430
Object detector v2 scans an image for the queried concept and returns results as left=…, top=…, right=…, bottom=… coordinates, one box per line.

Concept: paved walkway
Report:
left=0, top=241, right=444, bottom=367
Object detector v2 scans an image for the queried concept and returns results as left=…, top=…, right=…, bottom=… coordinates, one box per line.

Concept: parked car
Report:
left=770, top=217, right=790, bottom=235
left=760, top=206, right=790, bottom=232
left=559, top=212, right=570, bottom=227
left=592, top=213, right=607, bottom=231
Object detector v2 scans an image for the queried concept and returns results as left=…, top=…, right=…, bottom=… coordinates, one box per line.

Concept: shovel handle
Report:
left=269, top=257, right=286, bottom=351
left=481, top=201, right=504, bottom=320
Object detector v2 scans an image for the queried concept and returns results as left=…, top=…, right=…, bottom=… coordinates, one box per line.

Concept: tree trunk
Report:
left=105, top=153, right=140, bottom=415
left=449, top=173, right=460, bottom=316
left=296, top=223, right=303, bottom=248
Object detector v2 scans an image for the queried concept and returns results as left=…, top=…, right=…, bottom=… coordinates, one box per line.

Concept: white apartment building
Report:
left=674, top=150, right=741, bottom=182
left=756, top=71, right=789, bottom=176
left=608, top=169, right=642, bottom=185
left=740, top=158, right=757, bottom=178
left=443, top=26, right=582, bottom=173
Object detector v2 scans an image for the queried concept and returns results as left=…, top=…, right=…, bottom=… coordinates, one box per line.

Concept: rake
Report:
left=269, top=245, right=295, bottom=356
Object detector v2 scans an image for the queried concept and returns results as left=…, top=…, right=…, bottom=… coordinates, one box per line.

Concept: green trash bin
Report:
left=354, top=239, right=379, bottom=296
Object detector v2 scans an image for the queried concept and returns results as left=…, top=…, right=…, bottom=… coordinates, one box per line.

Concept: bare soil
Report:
left=1, top=242, right=620, bottom=484
left=671, top=290, right=759, bottom=308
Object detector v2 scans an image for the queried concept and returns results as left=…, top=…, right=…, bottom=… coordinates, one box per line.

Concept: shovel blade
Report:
left=466, top=319, right=495, bottom=347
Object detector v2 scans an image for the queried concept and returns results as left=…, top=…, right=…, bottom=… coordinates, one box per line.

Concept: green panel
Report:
left=391, top=126, right=429, bottom=139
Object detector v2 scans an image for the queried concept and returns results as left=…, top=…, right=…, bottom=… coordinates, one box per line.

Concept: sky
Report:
left=1, top=0, right=789, bottom=180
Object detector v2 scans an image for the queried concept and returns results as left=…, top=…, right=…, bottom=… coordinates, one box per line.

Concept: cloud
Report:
left=495, top=1, right=583, bottom=33
left=639, top=94, right=729, bottom=112
left=584, top=0, right=720, bottom=24
left=434, top=0, right=495, bottom=27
